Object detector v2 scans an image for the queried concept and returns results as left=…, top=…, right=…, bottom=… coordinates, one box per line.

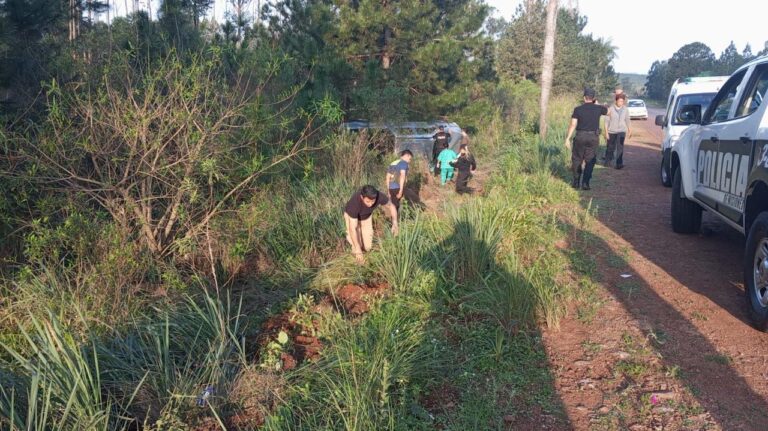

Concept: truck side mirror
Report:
left=676, top=104, right=702, bottom=125
left=654, top=115, right=665, bottom=127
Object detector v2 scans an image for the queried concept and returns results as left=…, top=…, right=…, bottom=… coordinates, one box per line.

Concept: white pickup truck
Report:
left=670, top=55, right=768, bottom=329
left=656, top=76, right=728, bottom=186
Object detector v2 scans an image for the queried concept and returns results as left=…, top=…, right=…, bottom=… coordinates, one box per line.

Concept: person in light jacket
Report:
left=604, top=93, right=632, bottom=169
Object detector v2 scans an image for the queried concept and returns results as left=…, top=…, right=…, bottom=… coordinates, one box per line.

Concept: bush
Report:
left=12, top=52, right=341, bottom=261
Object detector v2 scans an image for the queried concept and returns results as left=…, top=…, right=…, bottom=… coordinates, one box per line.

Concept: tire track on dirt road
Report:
left=542, top=109, right=768, bottom=430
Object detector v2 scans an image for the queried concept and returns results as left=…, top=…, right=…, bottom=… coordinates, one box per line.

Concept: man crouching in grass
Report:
left=343, top=185, right=399, bottom=264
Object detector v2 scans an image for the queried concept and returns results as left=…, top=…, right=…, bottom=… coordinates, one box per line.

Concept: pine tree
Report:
left=716, top=41, right=743, bottom=75
left=495, top=3, right=617, bottom=96
left=742, top=43, right=754, bottom=61
left=644, top=60, right=669, bottom=100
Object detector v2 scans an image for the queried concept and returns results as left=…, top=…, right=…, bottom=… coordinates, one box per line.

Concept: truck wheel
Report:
left=745, top=212, right=768, bottom=331
left=671, top=168, right=701, bottom=233
left=660, top=153, right=672, bottom=187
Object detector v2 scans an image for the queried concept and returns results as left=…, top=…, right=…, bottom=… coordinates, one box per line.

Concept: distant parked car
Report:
left=627, top=99, right=649, bottom=120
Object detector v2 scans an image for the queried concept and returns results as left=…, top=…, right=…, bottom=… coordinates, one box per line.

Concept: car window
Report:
left=672, top=93, right=716, bottom=125
left=735, top=65, right=768, bottom=118
left=628, top=100, right=644, bottom=107
left=706, top=70, right=746, bottom=124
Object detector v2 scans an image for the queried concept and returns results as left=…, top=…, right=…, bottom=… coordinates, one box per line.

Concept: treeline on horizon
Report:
left=644, top=40, right=768, bottom=100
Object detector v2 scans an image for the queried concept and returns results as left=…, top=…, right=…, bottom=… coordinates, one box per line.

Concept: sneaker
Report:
left=571, top=178, right=580, bottom=189
left=582, top=183, right=591, bottom=191
left=615, top=164, right=624, bottom=170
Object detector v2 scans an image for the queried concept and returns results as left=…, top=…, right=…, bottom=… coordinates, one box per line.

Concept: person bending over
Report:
left=343, top=185, right=399, bottom=264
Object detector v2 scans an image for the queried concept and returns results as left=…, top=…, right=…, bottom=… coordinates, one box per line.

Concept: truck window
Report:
left=736, top=65, right=768, bottom=118
left=672, top=93, right=716, bottom=125
left=706, top=70, right=747, bottom=124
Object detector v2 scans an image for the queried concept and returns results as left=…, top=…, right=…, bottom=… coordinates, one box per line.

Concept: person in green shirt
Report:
left=436, top=142, right=458, bottom=186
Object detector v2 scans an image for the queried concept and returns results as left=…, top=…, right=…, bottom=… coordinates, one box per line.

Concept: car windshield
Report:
left=673, top=93, right=716, bottom=125
left=628, top=100, right=645, bottom=107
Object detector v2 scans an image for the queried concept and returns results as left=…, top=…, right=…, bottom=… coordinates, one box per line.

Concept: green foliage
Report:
left=265, top=0, right=492, bottom=120
left=645, top=41, right=759, bottom=100
left=0, top=2, right=624, bottom=429
left=496, top=2, right=618, bottom=96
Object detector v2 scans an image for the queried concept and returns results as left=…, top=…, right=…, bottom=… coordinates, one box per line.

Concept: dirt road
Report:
left=542, top=109, right=768, bottom=430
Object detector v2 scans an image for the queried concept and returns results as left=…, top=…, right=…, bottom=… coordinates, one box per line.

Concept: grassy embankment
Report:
left=0, top=99, right=594, bottom=430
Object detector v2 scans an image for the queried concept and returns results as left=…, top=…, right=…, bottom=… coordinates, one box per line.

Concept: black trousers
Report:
left=432, top=145, right=442, bottom=176
left=455, top=170, right=471, bottom=194
left=572, top=131, right=599, bottom=184
left=389, top=188, right=401, bottom=212
left=606, top=132, right=626, bottom=166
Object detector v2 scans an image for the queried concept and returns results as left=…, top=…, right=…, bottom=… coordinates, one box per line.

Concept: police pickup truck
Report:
left=670, top=55, right=768, bottom=329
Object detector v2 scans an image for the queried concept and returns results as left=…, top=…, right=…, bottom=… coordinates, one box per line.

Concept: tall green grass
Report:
left=0, top=290, right=247, bottom=430
left=264, top=299, right=434, bottom=431
left=371, top=213, right=433, bottom=292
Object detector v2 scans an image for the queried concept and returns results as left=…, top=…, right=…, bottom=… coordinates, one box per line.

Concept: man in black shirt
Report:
left=432, top=125, right=451, bottom=175
left=343, top=185, right=399, bottom=264
left=564, top=88, right=608, bottom=190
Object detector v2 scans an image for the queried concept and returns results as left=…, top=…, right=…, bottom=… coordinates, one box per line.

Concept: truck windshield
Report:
left=673, top=93, right=716, bottom=125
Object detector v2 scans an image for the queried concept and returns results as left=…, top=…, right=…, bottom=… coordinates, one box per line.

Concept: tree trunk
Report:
left=69, top=0, right=80, bottom=42
left=381, top=0, right=391, bottom=69
left=382, top=26, right=392, bottom=69
left=539, top=0, right=558, bottom=140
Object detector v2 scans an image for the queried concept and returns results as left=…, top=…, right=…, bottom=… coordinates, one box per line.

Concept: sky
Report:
left=487, top=0, right=768, bottom=74
left=111, top=0, right=767, bottom=75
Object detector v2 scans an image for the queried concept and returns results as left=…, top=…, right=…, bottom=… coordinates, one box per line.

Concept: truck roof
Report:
left=671, top=76, right=729, bottom=95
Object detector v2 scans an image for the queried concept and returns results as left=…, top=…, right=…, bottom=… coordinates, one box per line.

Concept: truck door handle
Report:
left=741, top=136, right=752, bottom=144
left=710, top=136, right=719, bottom=143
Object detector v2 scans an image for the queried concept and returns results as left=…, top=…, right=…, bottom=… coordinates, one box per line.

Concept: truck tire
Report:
left=671, top=168, right=701, bottom=234
left=660, top=152, right=672, bottom=187
left=745, top=212, right=768, bottom=331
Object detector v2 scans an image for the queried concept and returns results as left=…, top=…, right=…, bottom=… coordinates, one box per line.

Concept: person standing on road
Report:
left=565, top=88, right=608, bottom=190
left=432, top=125, right=451, bottom=175
left=385, top=149, right=413, bottom=213
left=451, top=144, right=477, bottom=194
left=343, top=185, right=399, bottom=264
left=604, top=93, right=632, bottom=169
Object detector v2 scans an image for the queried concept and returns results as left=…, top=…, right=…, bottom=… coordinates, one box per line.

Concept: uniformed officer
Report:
left=564, top=88, right=608, bottom=190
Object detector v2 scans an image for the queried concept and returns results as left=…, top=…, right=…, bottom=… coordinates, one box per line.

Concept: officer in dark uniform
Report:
left=564, top=88, right=607, bottom=190
left=432, top=125, right=451, bottom=175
